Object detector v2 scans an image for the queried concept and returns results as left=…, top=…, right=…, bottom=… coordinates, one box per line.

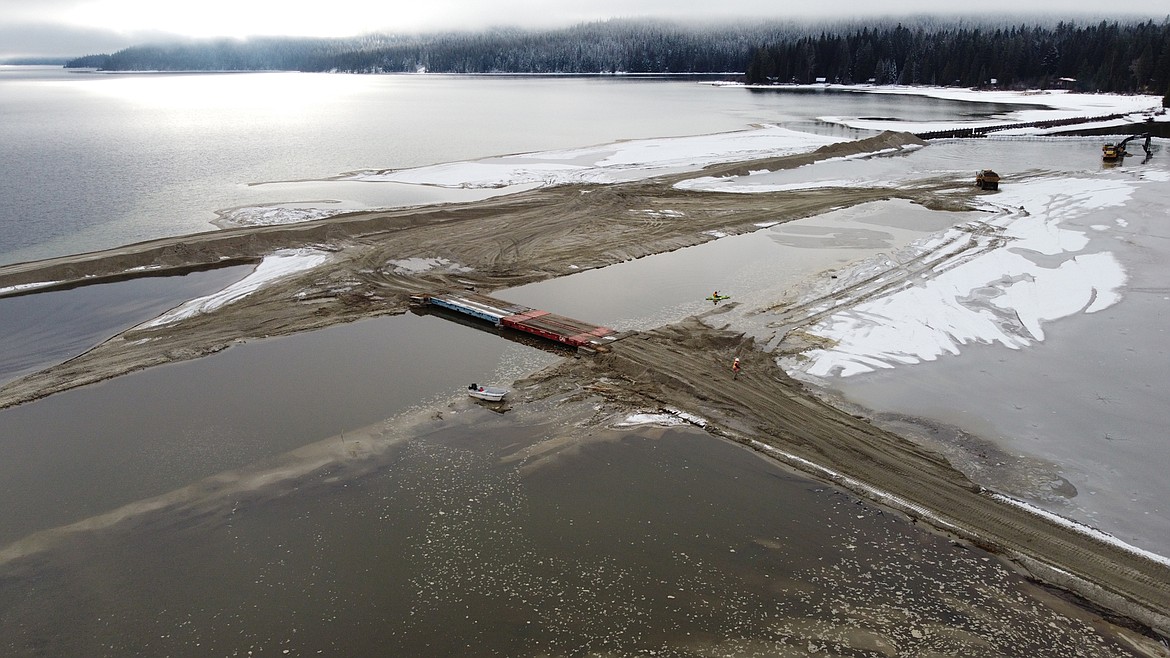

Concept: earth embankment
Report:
left=0, top=133, right=935, bottom=410
left=517, top=320, right=1170, bottom=638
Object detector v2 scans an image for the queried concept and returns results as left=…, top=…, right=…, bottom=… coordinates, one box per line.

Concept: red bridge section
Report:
left=412, top=291, right=620, bottom=350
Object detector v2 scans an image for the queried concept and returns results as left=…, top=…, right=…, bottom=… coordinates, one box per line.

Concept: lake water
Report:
left=0, top=67, right=1021, bottom=265
left=4, top=417, right=1130, bottom=656
left=0, top=69, right=1024, bottom=545
left=0, top=200, right=962, bottom=546
left=0, top=69, right=1156, bottom=653
left=0, top=265, right=251, bottom=385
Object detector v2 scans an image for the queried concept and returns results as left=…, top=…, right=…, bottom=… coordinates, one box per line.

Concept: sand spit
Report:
left=1, top=130, right=1168, bottom=643
left=0, top=132, right=934, bottom=410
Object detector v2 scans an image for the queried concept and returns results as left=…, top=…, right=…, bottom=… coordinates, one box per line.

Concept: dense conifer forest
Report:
left=63, top=17, right=1170, bottom=97
left=745, top=21, right=1170, bottom=93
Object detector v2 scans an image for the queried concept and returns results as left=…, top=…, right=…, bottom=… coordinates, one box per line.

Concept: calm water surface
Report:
left=0, top=311, right=559, bottom=544
left=0, top=67, right=1025, bottom=265
left=0, top=72, right=1147, bottom=652
left=0, top=265, right=249, bottom=385
left=503, top=198, right=965, bottom=331
left=0, top=200, right=953, bottom=545
left=0, top=186, right=1123, bottom=653
left=0, top=417, right=1133, bottom=656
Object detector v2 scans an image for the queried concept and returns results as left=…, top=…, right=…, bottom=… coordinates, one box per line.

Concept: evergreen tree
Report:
left=59, top=16, right=1170, bottom=95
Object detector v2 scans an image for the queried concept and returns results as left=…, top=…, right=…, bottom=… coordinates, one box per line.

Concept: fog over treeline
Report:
left=64, top=16, right=1170, bottom=94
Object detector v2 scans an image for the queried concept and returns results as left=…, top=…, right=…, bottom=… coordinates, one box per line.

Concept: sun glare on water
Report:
left=68, top=71, right=377, bottom=124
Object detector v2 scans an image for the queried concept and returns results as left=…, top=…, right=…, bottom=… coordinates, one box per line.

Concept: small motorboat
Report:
left=467, top=383, right=508, bottom=402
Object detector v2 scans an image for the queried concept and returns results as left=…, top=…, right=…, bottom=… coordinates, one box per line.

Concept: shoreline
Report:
left=0, top=131, right=933, bottom=408
left=523, top=318, right=1170, bottom=637
left=2, top=130, right=1169, bottom=643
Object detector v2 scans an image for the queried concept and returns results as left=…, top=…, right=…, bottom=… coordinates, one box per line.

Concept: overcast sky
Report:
left=2, top=0, right=1167, bottom=59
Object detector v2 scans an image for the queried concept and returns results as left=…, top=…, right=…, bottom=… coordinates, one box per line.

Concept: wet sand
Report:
left=1, top=131, right=1169, bottom=648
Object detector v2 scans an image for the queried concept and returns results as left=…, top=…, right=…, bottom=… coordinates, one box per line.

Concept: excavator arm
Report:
left=1117, top=133, right=1153, bottom=155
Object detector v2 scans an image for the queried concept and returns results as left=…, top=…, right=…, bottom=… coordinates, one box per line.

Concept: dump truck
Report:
left=975, top=169, right=1000, bottom=190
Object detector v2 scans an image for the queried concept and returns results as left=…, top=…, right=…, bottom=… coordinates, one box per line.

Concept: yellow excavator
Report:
left=1102, top=133, right=1152, bottom=162
left=975, top=169, right=1000, bottom=190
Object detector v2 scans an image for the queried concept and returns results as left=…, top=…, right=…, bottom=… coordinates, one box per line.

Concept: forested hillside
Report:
left=64, top=17, right=1170, bottom=96
left=745, top=21, right=1170, bottom=93
left=66, top=21, right=797, bottom=74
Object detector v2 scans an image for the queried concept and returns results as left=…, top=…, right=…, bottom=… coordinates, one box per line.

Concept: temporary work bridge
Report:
left=412, top=291, right=619, bottom=350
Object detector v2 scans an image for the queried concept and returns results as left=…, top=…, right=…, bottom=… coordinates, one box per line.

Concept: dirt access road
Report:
left=1, top=131, right=1168, bottom=643
left=515, top=319, right=1170, bottom=641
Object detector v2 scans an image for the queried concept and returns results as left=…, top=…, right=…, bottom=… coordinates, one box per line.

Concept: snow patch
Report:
left=347, top=125, right=846, bottom=189
left=630, top=209, right=685, bottom=218
left=786, top=177, right=1133, bottom=377
left=663, top=407, right=708, bottom=428
left=386, top=257, right=471, bottom=275
left=0, top=280, right=61, bottom=295
left=677, top=176, right=894, bottom=194
left=615, top=413, right=688, bottom=427
left=138, top=248, right=330, bottom=328
left=217, top=205, right=346, bottom=227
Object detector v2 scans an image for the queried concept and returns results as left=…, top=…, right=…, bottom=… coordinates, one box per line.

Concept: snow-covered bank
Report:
left=781, top=176, right=1133, bottom=377
left=218, top=85, right=1163, bottom=228
left=791, top=84, right=1165, bottom=135
left=215, top=205, right=348, bottom=228
left=735, top=83, right=1162, bottom=116
left=841, top=85, right=1162, bottom=117
left=137, top=249, right=331, bottom=329
left=740, top=135, right=1170, bottom=555
left=992, top=493, right=1170, bottom=569
left=345, top=125, right=847, bottom=188
left=219, top=126, right=847, bottom=227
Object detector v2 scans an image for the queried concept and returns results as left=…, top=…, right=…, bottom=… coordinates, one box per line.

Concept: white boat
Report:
left=467, top=383, right=508, bottom=402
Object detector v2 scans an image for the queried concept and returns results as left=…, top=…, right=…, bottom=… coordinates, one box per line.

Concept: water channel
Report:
left=0, top=185, right=968, bottom=543
left=0, top=136, right=1161, bottom=654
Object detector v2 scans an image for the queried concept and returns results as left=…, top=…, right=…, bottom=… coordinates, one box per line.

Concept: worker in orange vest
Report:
left=732, top=357, right=741, bottom=379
